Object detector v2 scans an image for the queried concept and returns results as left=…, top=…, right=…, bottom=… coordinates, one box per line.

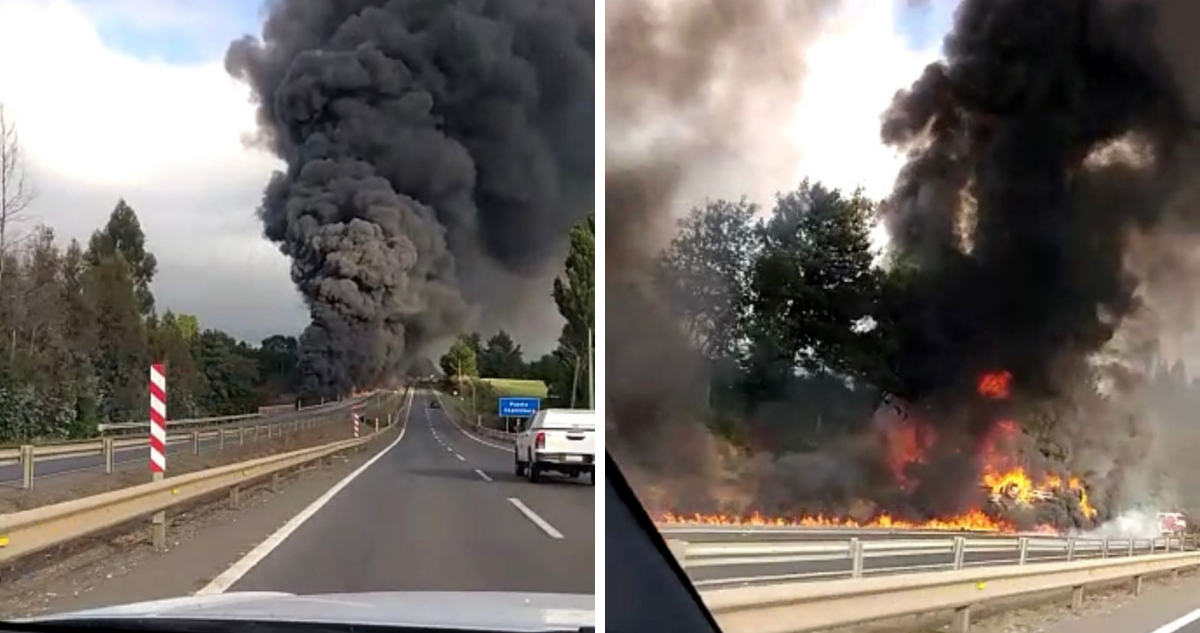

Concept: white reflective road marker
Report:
left=508, top=497, right=563, bottom=539
left=196, top=389, right=415, bottom=595
left=1148, top=607, right=1200, bottom=633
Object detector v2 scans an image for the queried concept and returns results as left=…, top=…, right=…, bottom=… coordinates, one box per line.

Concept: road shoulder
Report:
left=0, top=425, right=402, bottom=619
left=1040, top=572, right=1200, bottom=633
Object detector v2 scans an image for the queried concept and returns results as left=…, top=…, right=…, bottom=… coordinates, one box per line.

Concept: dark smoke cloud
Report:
left=606, top=0, right=842, bottom=511
left=610, top=0, right=1200, bottom=526
left=881, top=0, right=1200, bottom=517
left=227, top=0, right=593, bottom=395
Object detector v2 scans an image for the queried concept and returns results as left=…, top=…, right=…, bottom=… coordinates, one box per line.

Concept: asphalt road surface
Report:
left=207, top=390, right=594, bottom=595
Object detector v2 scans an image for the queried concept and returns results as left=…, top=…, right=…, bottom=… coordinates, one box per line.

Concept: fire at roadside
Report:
left=652, top=370, right=1098, bottom=534
left=608, top=0, right=1200, bottom=537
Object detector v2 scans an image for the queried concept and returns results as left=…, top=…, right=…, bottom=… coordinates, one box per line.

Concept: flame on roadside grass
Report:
left=655, top=370, right=1097, bottom=534
left=658, top=509, right=1015, bottom=532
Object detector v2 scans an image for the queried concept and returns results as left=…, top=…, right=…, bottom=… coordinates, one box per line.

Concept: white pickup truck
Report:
left=514, top=409, right=596, bottom=485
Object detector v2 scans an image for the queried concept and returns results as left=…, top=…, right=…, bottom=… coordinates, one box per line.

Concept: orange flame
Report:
left=882, top=420, right=936, bottom=490
left=656, top=508, right=1014, bottom=532
left=978, top=371, right=1012, bottom=399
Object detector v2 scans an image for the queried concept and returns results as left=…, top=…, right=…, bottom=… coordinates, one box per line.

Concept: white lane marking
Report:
left=454, top=453, right=465, bottom=462
left=432, top=392, right=510, bottom=451
left=474, top=468, right=493, bottom=482
left=508, top=497, right=563, bottom=539
left=1148, top=607, right=1200, bottom=633
left=195, top=389, right=415, bottom=596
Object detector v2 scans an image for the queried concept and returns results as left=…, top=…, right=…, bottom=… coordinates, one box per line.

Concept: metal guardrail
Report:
left=667, top=532, right=1199, bottom=588
left=700, top=549, right=1200, bottom=633
left=0, top=387, right=412, bottom=565
left=433, top=392, right=518, bottom=444
left=0, top=395, right=378, bottom=489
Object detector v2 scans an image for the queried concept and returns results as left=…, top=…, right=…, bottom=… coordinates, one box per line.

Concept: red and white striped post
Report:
left=149, top=363, right=167, bottom=550
left=149, top=363, right=167, bottom=474
left=352, top=412, right=361, bottom=438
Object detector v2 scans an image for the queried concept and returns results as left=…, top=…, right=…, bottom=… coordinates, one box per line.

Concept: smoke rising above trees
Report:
left=227, top=0, right=594, bottom=398
left=609, top=0, right=1200, bottom=526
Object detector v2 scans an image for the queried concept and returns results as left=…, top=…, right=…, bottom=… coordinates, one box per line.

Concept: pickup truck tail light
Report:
left=535, top=431, right=546, bottom=450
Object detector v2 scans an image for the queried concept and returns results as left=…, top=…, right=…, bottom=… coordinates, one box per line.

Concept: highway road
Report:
left=200, top=390, right=594, bottom=595
left=0, top=406, right=350, bottom=487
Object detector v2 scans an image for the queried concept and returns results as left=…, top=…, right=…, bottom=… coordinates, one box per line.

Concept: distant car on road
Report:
left=430, top=399, right=441, bottom=409
left=514, top=409, right=596, bottom=485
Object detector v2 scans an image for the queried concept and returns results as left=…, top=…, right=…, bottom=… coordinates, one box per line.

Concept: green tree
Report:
left=658, top=199, right=759, bottom=360
left=192, top=329, right=258, bottom=415
left=439, top=335, right=478, bottom=381
left=87, top=199, right=157, bottom=315
left=151, top=311, right=206, bottom=419
left=480, top=330, right=524, bottom=378
left=85, top=252, right=148, bottom=423
left=746, top=180, right=892, bottom=387
left=552, top=215, right=594, bottom=407
left=259, top=334, right=299, bottom=398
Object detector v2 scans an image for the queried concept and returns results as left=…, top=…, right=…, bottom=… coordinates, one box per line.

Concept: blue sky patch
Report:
left=894, top=0, right=958, bottom=54
left=75, top=0, right=265, bottom=64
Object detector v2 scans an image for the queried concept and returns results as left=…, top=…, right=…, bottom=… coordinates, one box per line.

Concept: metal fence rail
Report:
left=0, top=387, right=412, bottom=565
left=0, top=393, right=382, bottom=489
left=699, top=549, right=1200, bottom=633
left=433, top=392, right=518, bottom=444
left=666, top=530, right=1199, bottom=589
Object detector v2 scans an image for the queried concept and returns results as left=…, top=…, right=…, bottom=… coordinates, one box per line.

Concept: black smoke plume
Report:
left=881, top=0, right=1200, bottom=519
left=609, top=0, right=1200, bottom=527
left=227, top=0, right=594, bottom=396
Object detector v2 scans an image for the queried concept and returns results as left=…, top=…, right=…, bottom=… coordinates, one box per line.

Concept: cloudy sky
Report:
left=0, top=0, right=300, bottom=345
left=0, top=0, right=957, bottom=346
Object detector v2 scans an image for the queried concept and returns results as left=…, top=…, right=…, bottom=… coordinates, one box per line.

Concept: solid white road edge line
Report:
left=1148, top=607, right=1200, bottom=633
left=195, top=389, right=415, bottom=596
left=432, top=391, right=510, bottom=451
left=474, top=468, right=493, bottom=482
left=508, top=497, right=564, bottom=539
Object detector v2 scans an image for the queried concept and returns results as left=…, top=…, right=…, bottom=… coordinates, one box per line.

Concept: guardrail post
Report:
left=1018, top=537, right=1029, bottom=565
left=191, top=431, right=200, bottom=455
left=271, top=472, right=281, bottom=492
left=951, top=606, right=971, bottom=633
left=1067, top=538, right=1076, bottom=562
left=1102, top=538, right=1110, bottom=558
left=21, top=445, right=34, bottom=489
left=665, top=539, right=687, bottom=565
left=239, top=427, right=246, bottom=446
left=1071, top=586, right=1084, bottom=612
left=1133, top=575, right=1144, bottom=596
left=850, top=538, right=864, bottom=578
left=230, top=485, right=241, bottom=509
left=218, top=429, right=225, bottom=451
left=953, top=536, right=966, bottom=570
left=375, top=419, right=380, bottom=434
left=1127, top=540, right=1135, bottom=557
left=151, top=511, right=166, bottom=551
left=103, top=438, right=114, bottom=474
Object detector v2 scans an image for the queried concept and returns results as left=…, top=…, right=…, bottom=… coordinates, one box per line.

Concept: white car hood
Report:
left=25, top=591, right=594, bottom=631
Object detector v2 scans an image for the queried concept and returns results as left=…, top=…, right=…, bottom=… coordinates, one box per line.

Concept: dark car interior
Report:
left=605, top=452, right=723, bottom=633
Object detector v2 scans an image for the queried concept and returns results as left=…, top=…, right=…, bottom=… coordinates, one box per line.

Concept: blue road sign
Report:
left=499, top=397, right=541, bottom=417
